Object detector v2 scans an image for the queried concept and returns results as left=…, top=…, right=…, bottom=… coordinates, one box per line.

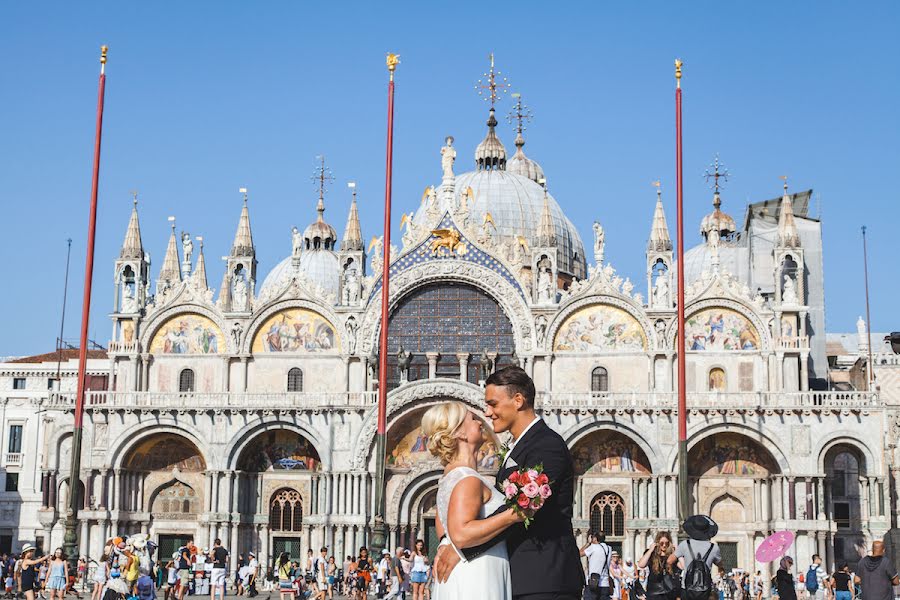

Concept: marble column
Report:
left=140, top=354, right=151, bottom=391
left=240, top=356, right=250, bottom=392
left=100, top=468, right=110, bottom=509
left=426, top=353, right=439, bottom=380
left=112, top=469, right=121, bottom=511
left=456, top=353, right=469, bottom=382
left=860, top=477, right=870, bottom=521
left=800, top=353, right=810, bottom=392
left=650, top=476, right=658, bottom=518
left=816, top=477, right=825, bottom=520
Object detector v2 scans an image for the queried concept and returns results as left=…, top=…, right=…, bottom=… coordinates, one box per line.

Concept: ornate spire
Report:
left=158, top=217, right=182, bottom=283
left=700, top=155, right=736, bottom=240
left=475, top=54, right=509, bottom=171
left=231, top=187, right=255, bottom=257
left=506, top=93, right=544, bottom=182
left=341, top=182, right=364, bottom=251
left=303, top=156, right=338, bottom=250
left=776, top=176, right=801, bottom=248
left=193, top=236, right=208, bottom=290
left=648, top=181, right=673, bottom=252
left=535, top=182, right=557, bottom=247
left=120, top=192, right=143, bottom=259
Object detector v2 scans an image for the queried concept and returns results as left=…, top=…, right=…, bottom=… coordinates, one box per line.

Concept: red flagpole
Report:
left=674, top=59, right=690, bottom=523
left=64, top=44, right=108, bottom=565
left=373, top=53, right=398, bottom=553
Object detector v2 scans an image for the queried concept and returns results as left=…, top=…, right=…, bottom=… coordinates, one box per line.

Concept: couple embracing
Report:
left=422, top=366, right=583, bottom=600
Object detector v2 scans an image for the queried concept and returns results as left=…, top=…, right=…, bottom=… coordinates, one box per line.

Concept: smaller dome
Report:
left=507, top=133, right=544, bottom=183
left=700, top=193, right=737, bottom=240
left=474, top=108, right=507, bottom=170
left=303, top=198, right=337, bottom=250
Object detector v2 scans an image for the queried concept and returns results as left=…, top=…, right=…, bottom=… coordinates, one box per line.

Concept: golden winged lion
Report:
left=430, top=228, right=463, bottom=256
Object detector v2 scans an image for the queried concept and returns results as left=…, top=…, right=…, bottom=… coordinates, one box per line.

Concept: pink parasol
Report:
left=755, top=530, right=795, bottom=563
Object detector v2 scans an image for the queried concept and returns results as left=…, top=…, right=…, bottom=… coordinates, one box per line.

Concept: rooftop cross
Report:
left=130, top=189, right=139, bottom=207
left=704, top=154, right=730, bottom=196
left=507, top=92, right=533, bottom=136
left=780, top=175, right=789, bottom=193
left=476, top=53, right=510, bottom=107
left=311, top=155, right=335, bottom=204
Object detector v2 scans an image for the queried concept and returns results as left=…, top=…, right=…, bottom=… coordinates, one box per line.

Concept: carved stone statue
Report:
left=857, top=315, right=867, bottom=338
left=400, top=212, right=417, bottom=250
left=537, top=268, right=554, bottom=304
left=397, top=346, right=413, bottom=383
left=440, top=136, right=456, bottom=180
left=345, top=316, right=359, bottom=354
left=592, top=221, right=605, bottom=265
left=653, top=275, right=669, bottom=307
left=343, top=267, right=362, bottom=305
left=479, top=350, right=494, bottom=381
left=231, top=321, right=243, bottom=349
left=655, top=320, right=667, bottom=348
left=232, top=275, right=248, bottom=311
left=782, top=275, right=798, bottom=304
left=291, top=226, right=303, bottom=258
left=535, top=315, right=548, bottom=346
left=370, top=236, right=384, bottom=273
left=622, top=278, right=634, bottom=297
left=121, top=283, right=137, bottom=313
left=181, top=232, right=193, bottom=267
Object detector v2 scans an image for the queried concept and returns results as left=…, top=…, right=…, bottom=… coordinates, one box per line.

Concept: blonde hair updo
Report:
left=421, top=401, right=468, bottom=465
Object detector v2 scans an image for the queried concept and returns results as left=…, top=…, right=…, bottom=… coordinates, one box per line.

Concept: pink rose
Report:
left=530, top=498, right=542, bottom=510
left=527, top=469, right=539, bottom=481
left=517, top=493, right=530, bottom=508
left=508, top=471, right=520, bottom=484
left=539, top=484, right=552, bottom=499
left=522, top=482, right=540, bottom=499
left=504, top=483, right=518, bottom=498
left=536, top=473, right=549, bottom=486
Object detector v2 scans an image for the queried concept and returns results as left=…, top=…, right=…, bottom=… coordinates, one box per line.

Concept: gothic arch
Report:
left=148, top=479, right=201, bottom=517
left=226, top=420, right=328, bottom=472
left=357, top=261, right=535, bottom=358
left=241, top=299, right=342, bottom=355
left=563, top=421, right=663, bottom=474
left=546, top=295, right=654, bottom=354
left=679, top=426, right=785, bottom=476
left=815, top=435, right=875, bottom=475
left=140, top=304, right=228, bottom=352
left=352, top=379, right=486, bottom=470
left=108, top=424, right=210, bottom=471
left=708, top=493, right=746, bottom=523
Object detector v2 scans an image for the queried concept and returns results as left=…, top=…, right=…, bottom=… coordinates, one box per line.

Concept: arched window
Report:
left=270, top=488, right=303, bottom=532
left=589, top=492, right=626, bottom=538
left=591, top=367, right=609, bottom=392
left=708, top=367, right=726, bottom=391
left=178, top=369, right=195, bottom=392
left=287, top=368, right=303, bottom=392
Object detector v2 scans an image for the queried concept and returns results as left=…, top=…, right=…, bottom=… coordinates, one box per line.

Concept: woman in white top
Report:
left=410, top=540, right=429, bottom=600
left=422, top=402, right=524, bottom=600
left=90, top=555, right=108, bottom=600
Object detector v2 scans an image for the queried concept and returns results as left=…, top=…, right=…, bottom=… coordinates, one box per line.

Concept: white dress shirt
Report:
left=502, top=416, right=541, bottom=467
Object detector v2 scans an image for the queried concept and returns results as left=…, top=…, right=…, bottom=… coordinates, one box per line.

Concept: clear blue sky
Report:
left=1, top=2, right=898, bottom=356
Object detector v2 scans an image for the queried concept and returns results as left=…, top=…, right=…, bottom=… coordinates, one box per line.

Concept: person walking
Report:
left=207, top=539, right=228, bottom=600
left=581, top=531, right=612, bottom=600
left=828, top=563, right=852, bottom=600
left=670, top=515, right=722, bottom=600
left=804, top=555, right=826, bottom=600
left=387, top=548, right=405, bottom=600
left=326, top=557, right=337, bottom=600
left=356, top=549, right=372, bottom=600
left=246, top=552, right=259, bottom=598
left=856, top=541, right=898, bottom=600
left=274, top=552, right=292, bottom=600
left=45, top=550, right=67, bottom=600
left=175, top=543, right=191, bottom=600
left=775, top=556, right=797, bottom=600
left=19, top=546, right=50, bottom=600
left=410, top=541, right=429, bottom=600
left=89, top=554, right=107, bottom=600
left=637, top=531, right=677, bottom=600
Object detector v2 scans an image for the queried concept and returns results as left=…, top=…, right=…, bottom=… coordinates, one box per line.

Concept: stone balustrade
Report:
left=46, top=390, right=377, bottom=410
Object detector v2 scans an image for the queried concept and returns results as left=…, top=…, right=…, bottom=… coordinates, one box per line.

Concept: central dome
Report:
left=413, top=170, right=587, bottom=278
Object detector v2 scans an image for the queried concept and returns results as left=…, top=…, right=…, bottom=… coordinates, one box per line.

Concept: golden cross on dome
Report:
left=130, top=189, right=139, bottom=206
left=310, top=155, right=335, bottom=202
left=780, top=175, right=789, bottom=193
left=476, top=53, right=510, bottom=107
left=507, top=92, right=533, bottom=135
left=704, top=154, right=730, bottom=194
left=652, top=180, right=661, bottom=197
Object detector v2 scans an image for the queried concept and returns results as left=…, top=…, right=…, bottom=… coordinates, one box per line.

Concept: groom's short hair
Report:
left=486, top=366, right=536, bottom=408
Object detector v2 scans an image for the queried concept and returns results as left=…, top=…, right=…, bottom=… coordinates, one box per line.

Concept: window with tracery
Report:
left=589, top=492, right=626, bottom=538
left=179, top=369, right=195, bottom=392
left=270, top=488, right=303, bottom=532
left=287, top=368, right=303, bottom=392
left=591, top=367, right=609, bottom=392
left=386, top=283, right=515, bottom=389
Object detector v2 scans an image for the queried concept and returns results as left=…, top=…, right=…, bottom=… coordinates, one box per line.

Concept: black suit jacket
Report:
left=461, top=419, right=583, bottom=597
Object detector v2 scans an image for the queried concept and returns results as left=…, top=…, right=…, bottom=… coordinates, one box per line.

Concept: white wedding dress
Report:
left=432, top=466, right=511, bottom=600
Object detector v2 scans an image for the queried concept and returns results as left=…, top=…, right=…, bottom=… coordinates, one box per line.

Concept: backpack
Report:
left=805, top=566, right=819, bottom=593
left=683, top=540, right=715, bottom=600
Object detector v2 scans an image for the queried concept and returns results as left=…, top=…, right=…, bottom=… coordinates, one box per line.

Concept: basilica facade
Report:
left=0, top=95, right=891, bottom=577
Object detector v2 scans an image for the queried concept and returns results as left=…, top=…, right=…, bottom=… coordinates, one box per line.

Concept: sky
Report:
left=1, top=2, right=898, bottom=356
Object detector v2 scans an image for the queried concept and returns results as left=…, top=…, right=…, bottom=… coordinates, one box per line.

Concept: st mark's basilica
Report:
left=0, top=64, right=893, bottom=578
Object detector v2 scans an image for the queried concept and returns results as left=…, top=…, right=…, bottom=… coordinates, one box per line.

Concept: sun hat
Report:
left=382, top=549, right=391, bottom=555
left=683, top=514, right=719, bottom=540
left=21, top=544, right=36, bottom=554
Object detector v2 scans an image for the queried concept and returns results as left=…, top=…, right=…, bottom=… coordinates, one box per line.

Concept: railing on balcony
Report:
left=777, top=336, right=810, bottom=350
left=47, top=391, right=377, bottom=410
left=107, top=341, right=140, bottom=354
left=4, top=452, right=23, bottom=467
left=536, top=390, right=880, bottom=410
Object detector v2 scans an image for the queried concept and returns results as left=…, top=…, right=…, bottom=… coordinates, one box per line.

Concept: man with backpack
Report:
left=581, top=531, right=612, bottom=600
left=804, top=555, right=826, bottom=600
left=669, top=515, right=722, bottom=600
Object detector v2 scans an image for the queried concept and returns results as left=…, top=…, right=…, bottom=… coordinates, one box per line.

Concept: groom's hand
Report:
left=433, top=544, right=461, bottom=583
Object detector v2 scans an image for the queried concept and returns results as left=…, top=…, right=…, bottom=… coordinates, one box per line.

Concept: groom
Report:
left=434, top=366, right=583, bottom=600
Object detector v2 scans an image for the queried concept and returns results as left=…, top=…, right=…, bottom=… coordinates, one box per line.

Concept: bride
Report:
left=421, top=401, right=522, bottom=600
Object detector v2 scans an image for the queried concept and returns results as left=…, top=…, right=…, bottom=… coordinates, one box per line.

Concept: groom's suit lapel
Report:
left=495, top=418, right=545, bottom=492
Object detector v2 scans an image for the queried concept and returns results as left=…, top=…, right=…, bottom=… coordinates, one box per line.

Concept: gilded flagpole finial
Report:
left=386, top=53, right=400, bottom=81
left=100, top=45, right=109, bottom=74
left=675, top=58, right=682, bottom=88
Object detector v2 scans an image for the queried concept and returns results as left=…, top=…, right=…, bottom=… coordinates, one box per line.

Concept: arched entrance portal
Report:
left=688, top=432, right=780, bottom=573
left=236, top=430, right=321, bottom=567
left=122, top=433, right=206, bottom=560
left=824, top=445, right=866, bottom=570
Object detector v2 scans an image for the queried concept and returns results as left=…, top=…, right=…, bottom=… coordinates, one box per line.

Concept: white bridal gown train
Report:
left=432, top=466, right=511, bottom=600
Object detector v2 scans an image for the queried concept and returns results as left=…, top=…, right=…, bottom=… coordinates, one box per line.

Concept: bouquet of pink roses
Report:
left=501, top=464, right=552, bottom=528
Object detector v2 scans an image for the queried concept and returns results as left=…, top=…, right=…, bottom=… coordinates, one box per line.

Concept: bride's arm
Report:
left=446, top=477, right=521, bottom=549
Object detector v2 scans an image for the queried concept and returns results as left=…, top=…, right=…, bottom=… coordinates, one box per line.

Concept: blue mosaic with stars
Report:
left=368, top=212, right=526, bottom=302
